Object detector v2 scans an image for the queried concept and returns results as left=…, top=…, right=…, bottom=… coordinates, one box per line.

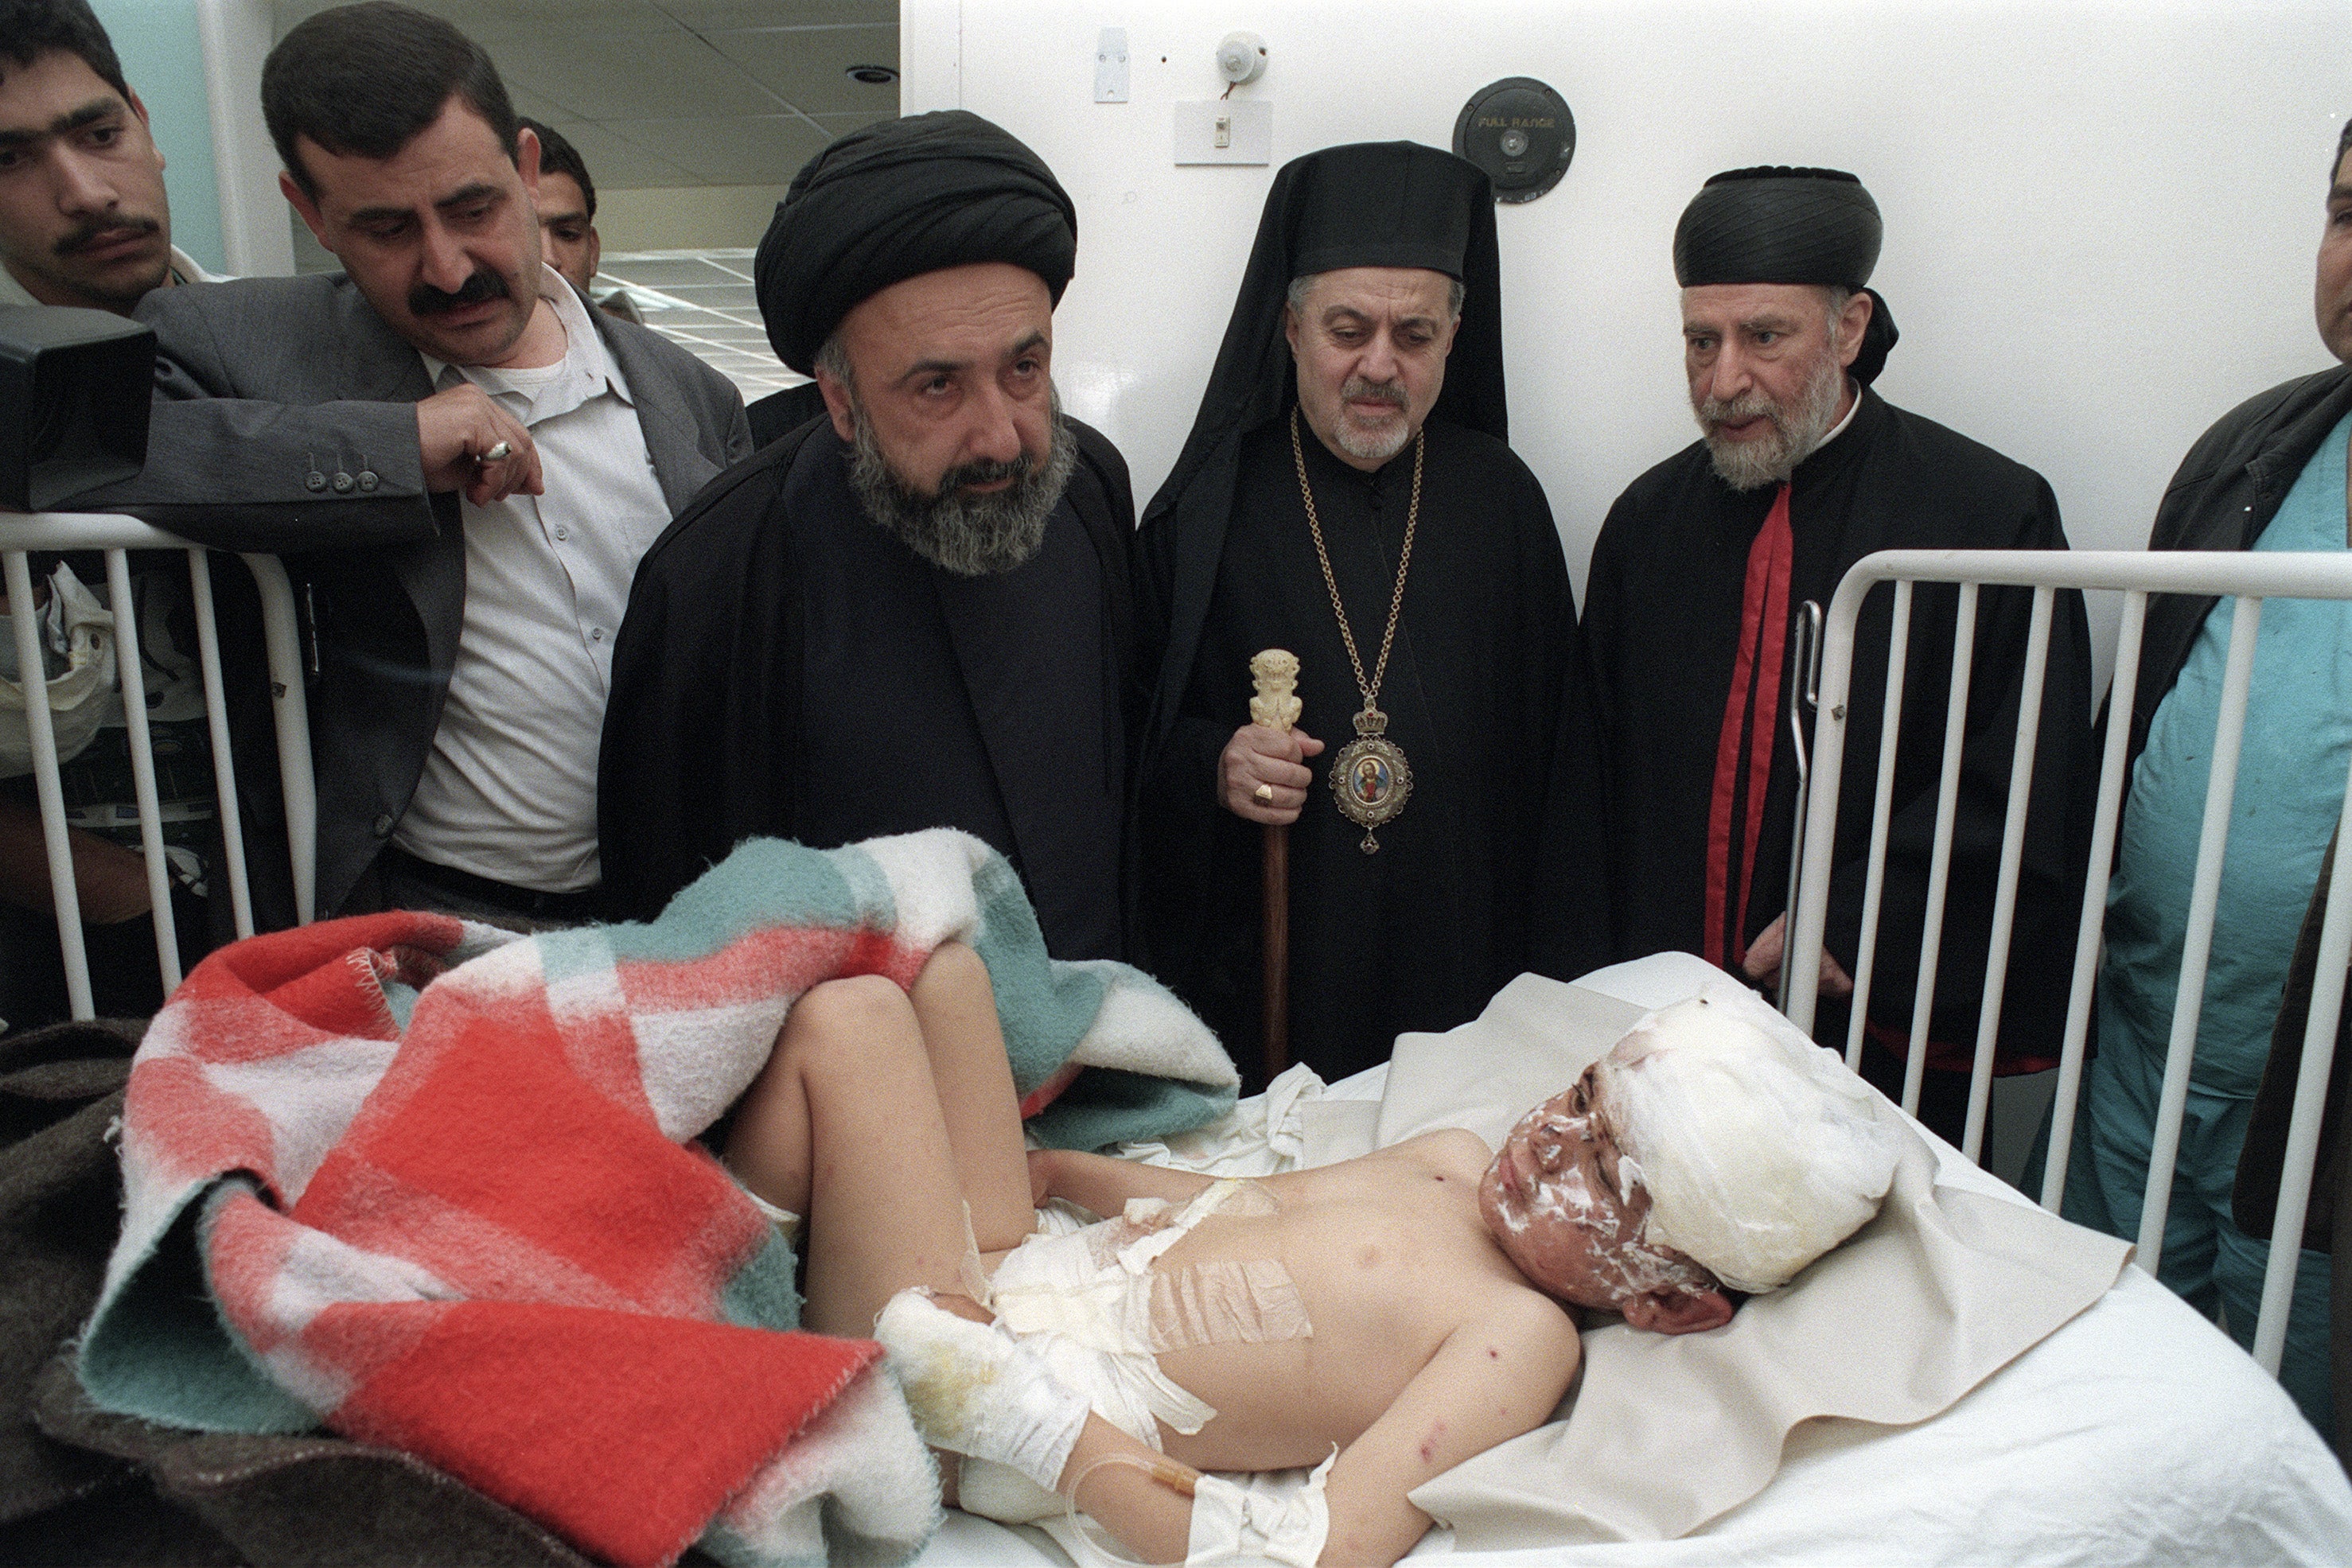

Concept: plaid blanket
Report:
left=75, top=830, right=1236, bottom=1567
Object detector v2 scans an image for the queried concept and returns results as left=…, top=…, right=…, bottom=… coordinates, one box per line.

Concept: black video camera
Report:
left=0, top=304, right=152, bottom=511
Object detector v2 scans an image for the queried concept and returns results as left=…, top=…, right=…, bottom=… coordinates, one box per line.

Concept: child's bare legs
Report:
left=729, top=944, right=1207, bottom=1558
left=903, top=940, right=1033, bottom=1252
left=722, top=941, right=1030, bottom=1336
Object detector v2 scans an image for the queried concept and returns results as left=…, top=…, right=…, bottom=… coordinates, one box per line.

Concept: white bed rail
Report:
left=0, top=512, right=314, bottom=1019
left=1783, top=548, right=2352, bottom=1379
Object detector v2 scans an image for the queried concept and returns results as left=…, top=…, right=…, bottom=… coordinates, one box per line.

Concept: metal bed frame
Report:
left=6, top=525, right=2335, bottom=1381
left=0, top=512, right=313, bottom=1018
left=1784, top=547, right=2352, bottom=1380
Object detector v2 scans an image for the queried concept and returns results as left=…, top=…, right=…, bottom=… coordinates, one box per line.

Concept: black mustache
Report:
left=409, top=270, right=509, bottom=316
left=54, top=215, right=159, bottom=257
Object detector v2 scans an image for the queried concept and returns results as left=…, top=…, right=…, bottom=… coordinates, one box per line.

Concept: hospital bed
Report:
left=0, top=512, right=315, bottom=1019
left=917, top=1037, right=2351, bottom=1566
left=9, top=522, right=2350, bottom=1562
left=913, top=547, right=2352, bottom=1567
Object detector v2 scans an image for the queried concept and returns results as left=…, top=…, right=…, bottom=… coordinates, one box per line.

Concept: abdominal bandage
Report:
left=990, top=1179, right=1309, bottom=1440
left=1596, top=986, right=1901, bottom=1294
left=879, top=1181, right=1316, bottom=1531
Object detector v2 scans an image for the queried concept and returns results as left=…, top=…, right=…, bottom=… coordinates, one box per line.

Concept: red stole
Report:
left=1702, top=482, right=1794, bottom=970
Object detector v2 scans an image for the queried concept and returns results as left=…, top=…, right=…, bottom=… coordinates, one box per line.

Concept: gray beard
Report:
left=1327, top=375, right=1413, bottom=464
left=844, top=392, right=1078, bottom=576
left=1696, top=351, right=1849, bottom=492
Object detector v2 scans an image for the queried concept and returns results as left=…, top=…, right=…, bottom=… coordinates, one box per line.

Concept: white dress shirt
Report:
left=394, top=269, right=672, bottom=891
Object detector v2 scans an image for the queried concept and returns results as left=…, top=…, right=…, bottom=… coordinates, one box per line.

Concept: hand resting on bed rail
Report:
left=722, top=947, right=1901, bottom=1568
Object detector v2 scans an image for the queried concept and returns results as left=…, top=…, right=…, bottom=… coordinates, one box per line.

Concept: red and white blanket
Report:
left=77, top=830, right=1235, bottom=1566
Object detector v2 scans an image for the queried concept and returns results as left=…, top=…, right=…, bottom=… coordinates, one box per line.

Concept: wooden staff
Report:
left=1249, top=649, right=1302, bottom=1084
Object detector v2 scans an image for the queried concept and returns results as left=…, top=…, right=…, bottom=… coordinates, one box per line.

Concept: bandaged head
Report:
left=753, top=110, right=1077, bottom=373
left=1672, top=165, right=1899, bottom=384
left=1596, top=988, right=1900, bottom=1294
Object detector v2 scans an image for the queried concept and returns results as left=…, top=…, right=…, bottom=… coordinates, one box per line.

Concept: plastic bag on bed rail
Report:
left=0, top=558, right=113, bottom=777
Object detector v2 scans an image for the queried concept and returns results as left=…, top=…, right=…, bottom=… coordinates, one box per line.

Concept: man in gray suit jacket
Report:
left=73, top=2, right=749, bottom=928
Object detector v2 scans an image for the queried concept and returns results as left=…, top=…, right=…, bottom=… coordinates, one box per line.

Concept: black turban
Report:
left=754, top=110, right=1077, bottom=374
left=1672, top=165, right=1900, bottom=383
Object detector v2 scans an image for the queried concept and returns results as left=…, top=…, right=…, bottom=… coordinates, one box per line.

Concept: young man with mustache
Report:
left=0, top=1, right=228, bottom=1023
left=0, top=0, right=212, bottom=311
left=1582, top=167, right=2096, bottom=1146
left=68, top=2, right=750, bottom=929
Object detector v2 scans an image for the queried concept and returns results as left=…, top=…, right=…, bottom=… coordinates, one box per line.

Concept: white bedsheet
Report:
left=913, top=986, right=2352, bottom=1567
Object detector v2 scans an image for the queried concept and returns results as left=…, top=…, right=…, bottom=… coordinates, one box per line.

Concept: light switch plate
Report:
left=1174, top=99, right=1271, bottom=165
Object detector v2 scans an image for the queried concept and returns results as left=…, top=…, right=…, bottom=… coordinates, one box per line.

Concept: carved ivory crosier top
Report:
left=1249, top=648, right=1302, bottom=733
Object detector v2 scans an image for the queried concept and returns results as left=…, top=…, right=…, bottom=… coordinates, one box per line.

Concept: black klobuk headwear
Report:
left=1145, top=142, right=1505, bottom=535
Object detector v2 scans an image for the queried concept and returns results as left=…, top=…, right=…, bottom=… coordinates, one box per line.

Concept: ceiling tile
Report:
left=709, top=25, right=900, bottom=115
left=656, top=2, right=895, bottom=29
left=543, top=120, right=699, bottom=189
left=500, top=32, right=777, bottom=119
left=505, top=88, right=586, bottom=127
left=811, top=110, right=894, bottom=138
left=271, top=1, right=901, bottom=197
left=275, top=0, right=683, bottom=45
left=601, top=115, right=828, bottom=185
left=594, top=255, right=753, bottom=289
left=461, top=0, right=683, bottom=40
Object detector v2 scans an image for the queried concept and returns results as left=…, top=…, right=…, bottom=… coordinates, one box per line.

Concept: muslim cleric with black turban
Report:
left=599, top=111, right=1148, bottom=976
left=1579, top=163, right=2098, bottom=1146
left=1132, top=139, right=1613, bottom=1091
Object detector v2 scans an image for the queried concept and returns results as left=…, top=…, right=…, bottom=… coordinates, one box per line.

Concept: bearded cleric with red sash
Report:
left=1582, top=166, right=2094, bottom=1142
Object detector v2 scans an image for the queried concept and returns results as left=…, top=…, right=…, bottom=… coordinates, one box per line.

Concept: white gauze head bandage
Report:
left=1594, top=987, right=1900, bottom=1294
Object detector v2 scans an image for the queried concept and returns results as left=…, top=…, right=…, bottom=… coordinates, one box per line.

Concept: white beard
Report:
left=1696, top=349, right=1848, bottom=492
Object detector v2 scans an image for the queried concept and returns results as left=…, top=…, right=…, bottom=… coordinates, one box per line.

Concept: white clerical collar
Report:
left=1812, top=377, right=1863, bottom=453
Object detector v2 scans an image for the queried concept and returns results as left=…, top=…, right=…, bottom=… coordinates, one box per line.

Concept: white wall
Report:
left=905, top=0, right=2350, bottom=661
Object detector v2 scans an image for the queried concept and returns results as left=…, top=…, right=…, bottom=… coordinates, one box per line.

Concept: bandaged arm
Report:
left=1030, top=1147, right=1217, bottom=1216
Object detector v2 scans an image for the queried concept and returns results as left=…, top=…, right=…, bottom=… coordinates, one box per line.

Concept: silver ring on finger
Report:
left=479, top=440, right=512, bottom=464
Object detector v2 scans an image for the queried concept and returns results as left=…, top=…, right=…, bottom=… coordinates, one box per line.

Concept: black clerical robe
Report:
left=598, top=419, right=1139, bottom=960
left=1584, top=386, right=2093, bottom=1067
left=1137, top=416, right=1608, bottom=1087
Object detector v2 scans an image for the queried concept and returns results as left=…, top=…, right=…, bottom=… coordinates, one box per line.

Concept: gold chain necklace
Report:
left=1291, top=404, right=1419, bottom=853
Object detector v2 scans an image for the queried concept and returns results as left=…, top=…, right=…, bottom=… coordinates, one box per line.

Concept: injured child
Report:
left=722, top=944, right=1902, bottom=1567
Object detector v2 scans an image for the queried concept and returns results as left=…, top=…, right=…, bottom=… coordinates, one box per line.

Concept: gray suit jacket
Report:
left=72, top=271, right=752, bottom=922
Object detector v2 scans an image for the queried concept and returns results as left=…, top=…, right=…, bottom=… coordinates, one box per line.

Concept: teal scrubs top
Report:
left=2103, top=409, right=2352, bottom=1099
